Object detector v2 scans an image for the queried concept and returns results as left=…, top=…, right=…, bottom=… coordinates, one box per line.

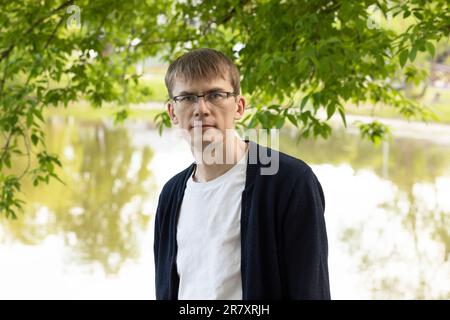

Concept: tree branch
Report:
left=17, top=122, right=32, bottom=181
left=0, top=0, right=74, bottom=63
left=0, top=53, right=10, bottom=96
left=25, top=15, right=66, bottom=86
left=136, top=37, right=197, bottom=49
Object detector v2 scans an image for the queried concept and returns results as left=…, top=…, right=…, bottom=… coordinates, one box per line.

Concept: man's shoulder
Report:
left=253, top=146, right=325, bottom=214
left=159, top=163, right=195, bottom=199
left=278, top=149, right=312, bottom=175
left=263, top=145, right=316, bottom=182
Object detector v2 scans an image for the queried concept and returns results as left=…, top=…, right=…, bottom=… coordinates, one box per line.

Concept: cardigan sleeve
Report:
left=281, top=168, right=331, bottom=299
left=153, top=192, right=162, bottom=299
left=154, top=189, right=171, bottom=300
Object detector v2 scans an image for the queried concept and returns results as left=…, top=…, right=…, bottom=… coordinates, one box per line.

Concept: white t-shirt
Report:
left=176, top=149, right=248, bottom=300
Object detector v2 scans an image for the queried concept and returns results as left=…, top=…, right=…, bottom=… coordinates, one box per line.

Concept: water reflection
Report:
left=0, top=120, right=449, bottom=299
left=2, top=118, right=155, bottom=274
left=280, top=129, right=450, bottom=299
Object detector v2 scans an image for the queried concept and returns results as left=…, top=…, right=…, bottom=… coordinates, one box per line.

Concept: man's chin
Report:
left=188, top=133, right=223, bottom=148
left=189, top=126, right=219, bottom=133
left=193, top=135, right=223, bottom=145
left=192, top=128, right=221, bottom=141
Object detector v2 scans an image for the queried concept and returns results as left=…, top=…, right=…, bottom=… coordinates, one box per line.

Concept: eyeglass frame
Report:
left=170, top=91, right=238, bottom=106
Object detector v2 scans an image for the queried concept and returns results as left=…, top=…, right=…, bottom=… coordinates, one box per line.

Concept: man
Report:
left=154, top=48, right=330, bottom=300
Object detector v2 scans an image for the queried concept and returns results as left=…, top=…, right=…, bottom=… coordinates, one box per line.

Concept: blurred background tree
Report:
left=1, top=0, right=449, bottom=218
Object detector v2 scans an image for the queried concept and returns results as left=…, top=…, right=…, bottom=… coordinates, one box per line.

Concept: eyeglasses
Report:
left=172, top=91, right=238, bottom=108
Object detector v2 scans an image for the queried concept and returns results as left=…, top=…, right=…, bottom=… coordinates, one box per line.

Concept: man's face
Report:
left=167, top=76, right=245, bottom=147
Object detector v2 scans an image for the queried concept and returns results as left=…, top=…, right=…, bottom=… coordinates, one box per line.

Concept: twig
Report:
left=16, top=121, right=31, bottom=181
left=0, top=53, right=10, bottom=96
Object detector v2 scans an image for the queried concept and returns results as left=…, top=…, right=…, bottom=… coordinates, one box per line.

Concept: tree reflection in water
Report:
left=280, top=128, right=450, bottom=299
left=2, top=121, right=449, bottom=298
left=2, top=118, right=155, bottom=274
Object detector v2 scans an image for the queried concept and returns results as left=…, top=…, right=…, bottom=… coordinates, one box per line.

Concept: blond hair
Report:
left=164, top=48, right=240, bottom=98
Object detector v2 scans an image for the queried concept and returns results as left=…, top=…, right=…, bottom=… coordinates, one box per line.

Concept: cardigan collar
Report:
left=176, top=139, right=262, bottom=201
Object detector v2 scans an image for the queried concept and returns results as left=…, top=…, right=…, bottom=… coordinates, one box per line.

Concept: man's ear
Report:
left=167, top=102, right=179, bottom=125
left=234, top=95, right=246, bottom=120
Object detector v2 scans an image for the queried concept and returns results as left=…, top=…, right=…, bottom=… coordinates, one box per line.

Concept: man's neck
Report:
left=191, top=137, right=248, bottom=183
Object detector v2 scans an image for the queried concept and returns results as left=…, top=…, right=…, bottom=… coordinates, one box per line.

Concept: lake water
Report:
left=0, top=117, right=449, bottom=299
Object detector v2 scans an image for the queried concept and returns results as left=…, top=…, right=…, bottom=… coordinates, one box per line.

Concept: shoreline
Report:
left=46, top=101, right=450, bottom=145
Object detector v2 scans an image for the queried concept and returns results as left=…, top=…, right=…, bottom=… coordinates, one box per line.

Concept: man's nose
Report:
left=193, top=96, right=210, bottom=116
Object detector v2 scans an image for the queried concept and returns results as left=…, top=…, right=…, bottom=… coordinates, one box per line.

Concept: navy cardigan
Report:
left=154, top=140, right=330, bottom=300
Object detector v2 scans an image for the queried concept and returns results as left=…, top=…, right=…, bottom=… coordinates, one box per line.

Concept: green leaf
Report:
left=425, top=41, right=435, bottom=57
left=413, top=11, right=423, bottom=20
left=31, top=134, right=39, bottom=146
left=299, top=111, right=311, bottom=124
left=338, top=106, right=347, bottom=128
left=12, top=149, right=23, bottom=155
left=114, top=109, right=128, bottom=125
left=409, top=47, right=417, bottom=61
left=326, top=103, right=336, bottom=120
left=399, top=50, right=409, bottom=67
left=287, top=114, right=298, bottom=126
left=4, top=155, right=11, bottom=168
left=258, top=112, right=269, bottom=128
left=33, top=108, right=45, bottom=123
left=300, top=95, right=309, bottom=111
left=275, top=116, right=285, bottom=129
left=26, top=111, right=33, bottom=127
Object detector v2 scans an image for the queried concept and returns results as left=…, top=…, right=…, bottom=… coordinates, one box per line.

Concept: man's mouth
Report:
left=191, top=124, right=216, bottom=129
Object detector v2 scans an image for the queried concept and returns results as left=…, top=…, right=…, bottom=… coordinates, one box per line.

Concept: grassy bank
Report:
left=44, top=101, right=164, bottom=123
left=344, top=87, right=450, bottom=124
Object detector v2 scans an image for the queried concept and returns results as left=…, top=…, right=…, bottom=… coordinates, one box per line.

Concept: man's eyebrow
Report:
left=176, top=87, right=227, bottom=96
left=204, top=87, right=227, bottom=93
left=176, top=91, right=195, bottom=96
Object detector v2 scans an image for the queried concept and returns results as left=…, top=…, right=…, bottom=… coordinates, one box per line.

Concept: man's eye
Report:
left=209, top=92, right=225, bottom=99
left=179, top=96, right=196, bottom=102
